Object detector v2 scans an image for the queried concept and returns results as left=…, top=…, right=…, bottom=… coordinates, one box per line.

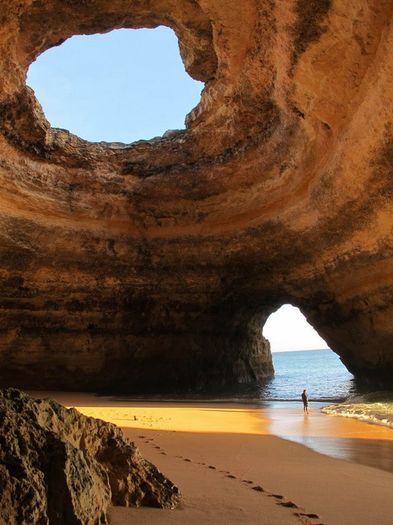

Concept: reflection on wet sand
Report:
left=266, top=402, right=393, bottom=473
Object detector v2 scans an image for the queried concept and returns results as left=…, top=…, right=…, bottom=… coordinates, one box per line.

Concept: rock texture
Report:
left=0, top=389, right=180, bottom=524
left=0, top=0, right=392, bottom=390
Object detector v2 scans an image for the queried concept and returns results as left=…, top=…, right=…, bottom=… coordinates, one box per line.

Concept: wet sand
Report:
left=30, top=392, right=393, bottom=525
left=267, top=401, right=393, bottom=473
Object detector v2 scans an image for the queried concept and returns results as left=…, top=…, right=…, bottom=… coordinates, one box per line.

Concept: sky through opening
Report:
left=27, top=27, right=204, bottom=143
left=264, top=304, right=329, bottom=352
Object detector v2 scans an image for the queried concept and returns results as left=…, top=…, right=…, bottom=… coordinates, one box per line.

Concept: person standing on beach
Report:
left=301, top=389, right=309, bottom=414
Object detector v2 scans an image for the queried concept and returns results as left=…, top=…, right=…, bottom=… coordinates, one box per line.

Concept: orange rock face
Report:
left=0, top=0, right=392, bottom=391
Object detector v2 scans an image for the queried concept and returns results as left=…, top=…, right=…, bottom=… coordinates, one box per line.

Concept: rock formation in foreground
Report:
left=0, top=389, right=180, bottom=524
left=0, top=0, right=392, bottom=390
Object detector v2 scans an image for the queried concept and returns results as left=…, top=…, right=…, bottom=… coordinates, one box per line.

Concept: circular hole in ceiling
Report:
left=27, top=26, right=204, bottom=144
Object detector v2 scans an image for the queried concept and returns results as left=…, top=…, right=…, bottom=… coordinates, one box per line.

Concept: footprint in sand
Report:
left=269, top=494, right=284, bottom=500
left=208, top=465, right=216, bottom=470
left=278, top=501, right=298, bottom=509
left=160, top=452, right=167, bottom=455
left=226, top=474, right=236, bottom=479
left=296, top=512, right=320, bottom=519
left=184, top=458, right=192, bottom=462
left=251, top=485, right=264, bottom=492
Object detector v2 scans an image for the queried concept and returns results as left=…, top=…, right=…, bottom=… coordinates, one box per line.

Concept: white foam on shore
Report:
left=322, top=395, right=393, bottom=430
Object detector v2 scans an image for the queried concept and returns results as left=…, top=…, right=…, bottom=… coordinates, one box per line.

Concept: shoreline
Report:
left=322, top=396, right=393, bottom=430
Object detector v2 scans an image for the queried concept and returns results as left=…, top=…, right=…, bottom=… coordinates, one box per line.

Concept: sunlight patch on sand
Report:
left=71, top=404, right=268, bottom=435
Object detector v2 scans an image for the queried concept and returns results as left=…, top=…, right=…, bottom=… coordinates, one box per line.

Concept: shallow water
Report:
left=265, top=401, right=393, bottom=474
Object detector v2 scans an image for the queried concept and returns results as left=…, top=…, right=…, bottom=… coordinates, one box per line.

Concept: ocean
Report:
left=261, top=348, right=355, bottom=402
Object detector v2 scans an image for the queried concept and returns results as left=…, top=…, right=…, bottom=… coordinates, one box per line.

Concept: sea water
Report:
left=260, top=348, right=355, bottom=402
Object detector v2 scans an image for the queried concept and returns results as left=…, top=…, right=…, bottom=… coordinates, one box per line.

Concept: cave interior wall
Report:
left=0, top=0, right=392, bottom=391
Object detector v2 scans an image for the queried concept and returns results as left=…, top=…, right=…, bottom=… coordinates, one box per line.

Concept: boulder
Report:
left=0, top=389, right=180, bottom=524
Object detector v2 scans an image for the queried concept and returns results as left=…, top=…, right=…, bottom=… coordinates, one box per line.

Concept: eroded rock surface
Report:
left=0, top=389, right=180, bottom=524
left=0, top=0, right=392, bottom=390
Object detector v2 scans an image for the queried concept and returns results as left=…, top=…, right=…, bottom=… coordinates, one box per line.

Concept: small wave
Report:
left=322, top=393, right=393, bottom=429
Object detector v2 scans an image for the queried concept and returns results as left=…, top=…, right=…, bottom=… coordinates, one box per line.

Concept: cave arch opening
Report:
left=264, top=304, right=328, bottom=353
left=26, top=26, right=204, bottom=144
left=262, top=304, right=354, bottom=401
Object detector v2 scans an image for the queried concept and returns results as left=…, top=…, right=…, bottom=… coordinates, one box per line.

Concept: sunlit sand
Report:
left=29, top=392, right=393, bottom=525
left=69, top=404, right=268, bottom=435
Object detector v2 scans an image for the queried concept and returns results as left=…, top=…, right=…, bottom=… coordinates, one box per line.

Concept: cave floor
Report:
left=29, top=392, right=393, bottom=525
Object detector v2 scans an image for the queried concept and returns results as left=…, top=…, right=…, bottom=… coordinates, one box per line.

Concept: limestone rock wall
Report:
left=0, top=0, right=392, bottom=391
left=0, top=389, right=179, bottom=524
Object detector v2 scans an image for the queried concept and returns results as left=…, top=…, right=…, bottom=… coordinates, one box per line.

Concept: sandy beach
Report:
left=30, top=392, right=393, bottom=525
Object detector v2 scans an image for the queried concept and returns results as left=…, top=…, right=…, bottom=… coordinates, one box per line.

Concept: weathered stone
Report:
left=0, top=0, right=392, bottom=390
left=0, top=389, right=180, bottom=524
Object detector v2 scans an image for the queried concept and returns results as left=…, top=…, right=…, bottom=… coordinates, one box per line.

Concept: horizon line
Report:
left=272, top=347, right=331, bottom=353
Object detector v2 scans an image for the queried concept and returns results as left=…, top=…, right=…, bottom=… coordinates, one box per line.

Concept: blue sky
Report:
left=27, top=28, right=328, bottom=352
left=27, top=27, right=203, bottom=143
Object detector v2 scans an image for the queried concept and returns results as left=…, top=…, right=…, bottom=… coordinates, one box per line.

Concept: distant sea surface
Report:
left=260, top=349, right=355, bottom=402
